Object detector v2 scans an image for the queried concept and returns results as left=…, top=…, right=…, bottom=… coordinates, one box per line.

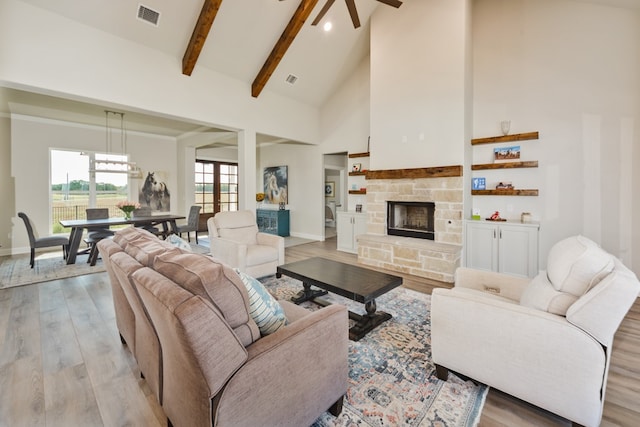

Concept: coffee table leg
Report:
left=349, top=299, right=392, bottom=341
left=291, top=281, right=328, bottom=304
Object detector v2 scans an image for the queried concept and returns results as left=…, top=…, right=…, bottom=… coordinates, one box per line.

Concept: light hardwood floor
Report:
left=0, top=237, right=638, bottom=426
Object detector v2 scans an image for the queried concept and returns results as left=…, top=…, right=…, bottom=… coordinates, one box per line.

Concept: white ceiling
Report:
left=3, top=0, right=637, bottom=144
left=2, top=0, right=386, bottom=146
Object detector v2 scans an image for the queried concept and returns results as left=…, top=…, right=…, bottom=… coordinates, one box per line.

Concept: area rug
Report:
left=0, top=243, right=209, bottom=290
left=0, top=251, right=106, bottom=289
left=260, top=275, right=488, bottom=427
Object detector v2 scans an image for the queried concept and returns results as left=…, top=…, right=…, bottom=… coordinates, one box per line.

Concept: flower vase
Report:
left=123, top=210, right=133, bottom=220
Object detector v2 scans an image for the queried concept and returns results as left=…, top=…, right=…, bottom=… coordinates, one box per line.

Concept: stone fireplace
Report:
left=357, top=166, right=463, bottom=283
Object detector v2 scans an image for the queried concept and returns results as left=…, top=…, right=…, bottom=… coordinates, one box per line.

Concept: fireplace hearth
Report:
left=387, top=201, right=435, bottom=240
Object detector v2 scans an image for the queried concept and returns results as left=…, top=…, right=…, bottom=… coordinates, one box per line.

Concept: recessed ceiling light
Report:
left=323, top=21, right=333, bottom=32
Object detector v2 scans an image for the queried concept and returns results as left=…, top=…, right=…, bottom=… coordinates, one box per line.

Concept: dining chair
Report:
left=176, top=205, right=201, bottom=243
left=18, top=212, right=69, bottom=268
left=84, top=208, right=115, bottom=266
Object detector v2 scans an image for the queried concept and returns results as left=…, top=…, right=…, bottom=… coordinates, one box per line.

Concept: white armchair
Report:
left=207, top=210, right=284, bottom=278
left=431, top=235, right=640, bottom=427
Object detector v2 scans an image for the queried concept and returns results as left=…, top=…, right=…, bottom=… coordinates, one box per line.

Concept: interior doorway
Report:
left=323, top=152, right=348, bottom=240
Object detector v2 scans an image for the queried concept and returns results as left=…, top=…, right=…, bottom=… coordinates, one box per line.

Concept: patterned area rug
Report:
left=0, top=251, right=105, bottom=289
left=260, top=275, right=488, bottom=427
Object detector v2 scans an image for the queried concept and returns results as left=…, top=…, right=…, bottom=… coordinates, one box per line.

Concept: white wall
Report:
left=10, top=115, right=176, bottom=253
left=369, top=0, right=470, bottom=171
left=257, top=143, right=324, bottom=240
left=0, top=115, right=12, bottom=251
left=472, top=0, right=640, bottom=272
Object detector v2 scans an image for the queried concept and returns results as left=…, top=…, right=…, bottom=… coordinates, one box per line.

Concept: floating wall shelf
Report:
left=471, top=131, right=539, bottom=145
left=348, top=189, right=367, bottom=195
left=471, top=189, right=539, bottom=196
left=472, top=161, right=539, bottom=170
left=348, top=152, right=370, bottom=158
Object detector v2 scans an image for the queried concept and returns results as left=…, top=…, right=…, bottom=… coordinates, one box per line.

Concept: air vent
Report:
left=285, top=74, right=298, bottom=85
left=137, top=4, right=160, bottom=26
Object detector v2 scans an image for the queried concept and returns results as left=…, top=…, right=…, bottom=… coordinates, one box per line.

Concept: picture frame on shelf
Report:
left=493, top=145, right=520, bottom=162
left=325, top=181, right=335, bottom=197
left=472, top=177, right=486, bottom=190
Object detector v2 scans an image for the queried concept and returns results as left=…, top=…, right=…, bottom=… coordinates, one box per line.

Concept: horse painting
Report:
left=139, top=171, right=170, bottom=211
left=263, top=166, right=288, bottom=204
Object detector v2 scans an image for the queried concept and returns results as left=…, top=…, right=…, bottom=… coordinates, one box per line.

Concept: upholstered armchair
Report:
left=207, top=210, right=284, bottom=278
left=431, top=235, right=640, bottom=427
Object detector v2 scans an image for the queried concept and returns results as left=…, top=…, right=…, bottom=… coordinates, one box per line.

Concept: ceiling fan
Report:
left=311, top=0, right=403, bottom=29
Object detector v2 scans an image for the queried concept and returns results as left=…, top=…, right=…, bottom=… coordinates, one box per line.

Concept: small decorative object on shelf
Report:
left=279, top=202, right=286, bottom=210
left=352, top=163, right=362, bottom=172
left=472, top=177, right=486, bottom=190
left=472, top=208, right=481, bottom=220
left=501, top=120, right=511, bottom=135
left=116, top=201, right=141, bottom=220
left=496, top=182, right=514, bottom=189
left=256, top=193, right=265, bottom=202
left=521, top=212, right=532, bottom=223
left=355, top=204, right=362, bottom=213
left=486, top=211, right=507, bottom=221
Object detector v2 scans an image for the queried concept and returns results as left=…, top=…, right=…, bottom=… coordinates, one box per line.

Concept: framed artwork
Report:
left=494, top=145, right=521, bottom=162
left=138, top=171, right=171, bottom=212
left=325, top=181, right=335, bottom=197
left=263, top=166, right=288, bottom=204
left=472, top=177, right=486, bottom=190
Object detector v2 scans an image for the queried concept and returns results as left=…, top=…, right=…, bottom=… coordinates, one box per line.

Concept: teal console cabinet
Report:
left=256, top=209, right=290, bottom=237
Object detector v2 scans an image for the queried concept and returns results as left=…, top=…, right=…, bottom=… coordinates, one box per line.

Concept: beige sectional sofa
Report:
left=98, top=227, right=348, bottom=427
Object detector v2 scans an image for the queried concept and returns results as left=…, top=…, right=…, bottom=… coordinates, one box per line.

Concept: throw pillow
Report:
left=166, top=233, right=193, bottom=252
left=234, top=269, right=287, bottom=335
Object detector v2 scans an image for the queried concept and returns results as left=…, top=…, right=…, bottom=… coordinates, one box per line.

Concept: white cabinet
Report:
left=337, top=211, right=367, bottom=253
left=465, top=220, right=539, bottom=278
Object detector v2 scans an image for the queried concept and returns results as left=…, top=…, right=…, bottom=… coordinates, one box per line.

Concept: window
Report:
left=51, top=149, right=129, bottom=233
left=195, top=160, right=238, bottom=214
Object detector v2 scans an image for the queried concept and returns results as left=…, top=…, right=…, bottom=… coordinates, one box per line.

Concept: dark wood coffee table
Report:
left=276, top=257, right=403, bottom=341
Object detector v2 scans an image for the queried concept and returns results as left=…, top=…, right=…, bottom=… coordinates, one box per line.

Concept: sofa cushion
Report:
left=124, top=236, right=179, bottom=267
left=152, top=251, right=260, bottom=346
left=520, top=272, right=579, bottom=315
left=546, top=235, right=615, bottom=296
left=113, top=226, right=156, bottom=249
left=234, top=269, right=287, bottom=335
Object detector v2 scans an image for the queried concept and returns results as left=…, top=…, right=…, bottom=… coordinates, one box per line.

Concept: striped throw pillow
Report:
left=234, top=269, right=287, bottom=335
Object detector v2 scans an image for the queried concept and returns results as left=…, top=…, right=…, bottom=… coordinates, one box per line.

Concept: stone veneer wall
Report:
left=357, top=172, right=463, bottom=283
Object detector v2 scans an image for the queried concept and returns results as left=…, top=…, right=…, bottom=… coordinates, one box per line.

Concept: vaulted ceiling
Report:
left=3, top=0, right=634, bottom=142
left=16, top=0, right=386, bottom=107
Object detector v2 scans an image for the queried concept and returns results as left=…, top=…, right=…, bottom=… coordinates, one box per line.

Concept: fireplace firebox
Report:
left=387, top=201, right=435, bottom=240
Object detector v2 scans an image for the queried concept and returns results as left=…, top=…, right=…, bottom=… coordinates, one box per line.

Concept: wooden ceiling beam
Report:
left=182, top=0, right=224, bottom=76
left=251, top=0, right=319, bottom=98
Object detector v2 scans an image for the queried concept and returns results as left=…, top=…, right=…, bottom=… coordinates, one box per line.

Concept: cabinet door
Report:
left=353, top=214, right=367, bottom=242
left=498, top=224, right=538, bottom=278
left=465, top=222, right=498, bottom=272
left=336, top=213, right=355, bottom=252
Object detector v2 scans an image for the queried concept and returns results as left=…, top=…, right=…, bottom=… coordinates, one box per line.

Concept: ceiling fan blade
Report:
left=311, top=0, right=335, bottom=26
left=377, top=0, right=403, bottom=7
left=345, top=0, right=361, bottom=28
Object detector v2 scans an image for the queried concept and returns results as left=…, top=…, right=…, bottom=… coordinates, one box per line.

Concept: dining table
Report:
left=59, top=214, right=185, bottom=264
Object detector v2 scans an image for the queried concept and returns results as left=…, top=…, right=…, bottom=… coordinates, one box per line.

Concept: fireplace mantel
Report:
left=366, top=165, right=463, bottom=180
